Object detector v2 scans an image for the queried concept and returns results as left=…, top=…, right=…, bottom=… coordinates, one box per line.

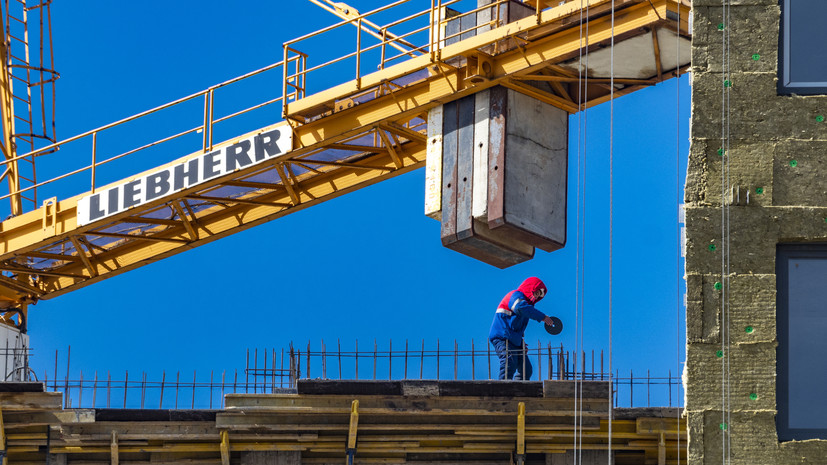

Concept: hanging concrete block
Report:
left=440, top=95, right=535, bottom=268
left=428, top=84, right=567, bottom=267
left=488, top=86, right=567, bottom=252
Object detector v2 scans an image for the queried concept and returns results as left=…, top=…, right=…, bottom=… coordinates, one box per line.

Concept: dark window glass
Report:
left=779, top=0, right=827, bottom=94
left=777, top=244, right=827, bottom=440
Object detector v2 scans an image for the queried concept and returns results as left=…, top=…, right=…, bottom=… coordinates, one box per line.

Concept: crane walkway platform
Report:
left=0, top=0, right=690, bottom=314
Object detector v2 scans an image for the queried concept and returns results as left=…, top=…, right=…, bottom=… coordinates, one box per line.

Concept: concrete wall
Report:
left=687, top=1, right=827, bottom=463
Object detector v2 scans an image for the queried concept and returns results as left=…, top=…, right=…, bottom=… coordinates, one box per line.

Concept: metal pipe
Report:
left=90, top=132, right=97, bottom=192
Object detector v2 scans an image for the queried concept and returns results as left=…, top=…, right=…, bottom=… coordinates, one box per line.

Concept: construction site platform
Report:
left=0, top=379, right=685, bottom=465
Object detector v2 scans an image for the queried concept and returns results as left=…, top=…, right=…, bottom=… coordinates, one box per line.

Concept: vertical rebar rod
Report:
left=307, top=342, right=311, bottom=380
left=647, top=369, right=650, bottom=407
left=221, top=371, right=226, bottom=408
left=630, top=369, right=634, bottom=408
left=547, top=343, right=552, bottom=380
left=355, top=339, right=359, bottom=380
left=338, top=339, right=342, bottom=380
left=471, top=339, right=475, bottom=380
left=668, top=369, right=672, bottom=407
left=64, top=346, right=70, bottom=408
left=159, top=371, right=165, bottom=409
left=175, top=371, right=180, bottom=409
left=281, top=348, right=285, bottom=387
left=107, top=371, right=111, bottom=408
left=373, top=340, right=377, bottom=380
left=420, top=339, right=424, bottom=379
left=404, top=340, right=409, bottom=380
left=488, top=341, right=491, bottom=380
left=78, top=370, right=83, bottom=408
left=191, top=370, right=196, bottom=409
left=388, top=339, right=392, bottom=380
left=505, top=342, right=509, bottom=381
left=522, top=341, right=526, bottom=381
left=453, top=340, right=458, bottom=380
left=272, top=350, right=276, bottom=391
left=322, top=340, right=327, bottom=380
left=254, top=348, right=258, bottom=393
left=245, top=349, right=249, bottom=394
left=93, top=371, right=98, bottom=408
left=233, top=370, right=238, bottom=396
left=53, top=349, right=57, bottom=391
left=140, top=372, right=146, bottom=409
left=123, top=370, right=128, bottom=409
left=436, top=339, right=440, bottom=380
left=537, top=340, right=542, bottom=380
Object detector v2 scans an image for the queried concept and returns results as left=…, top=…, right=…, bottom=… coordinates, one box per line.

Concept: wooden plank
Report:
left=2, top=410, right=95, bottom=426
left=636, top=417, right=687, bottom=438
left=543, top=380, right=611, bottom=399
left=0, top=392, right=62, bottom=411
left=224, top=393, right=604, bottom=411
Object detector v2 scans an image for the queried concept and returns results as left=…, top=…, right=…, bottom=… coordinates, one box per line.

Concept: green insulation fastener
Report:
left=716, top=350, right=724, bottom=358
left=817, top=115, right=824, bottom=123
left=720, top=422, right=728, bottom=431
left=790, top=160, right=798, bottom=167
left=750, top=393, right=758, bottom=401
left=745, top=326, right=754, bottom=334
left=708, top=244, right=717, bottom=252
left=752, top=53, right=761, bottom=61
left=724, top=79, right=732, bottom=88
left=714, top=282, right=723, bottom=291
left=717, top=148, right=725, bottom=157
left=755, top=187, right=764, bottom=195
left=717, top=23, right=725, bottom=31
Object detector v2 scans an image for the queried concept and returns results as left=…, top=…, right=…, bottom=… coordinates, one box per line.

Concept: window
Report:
left=778, top=0, right=827, bottom=95
left=777, top=244, right=827, bottom=440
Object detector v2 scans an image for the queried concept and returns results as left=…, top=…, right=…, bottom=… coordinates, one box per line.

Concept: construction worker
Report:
left=488, top=277, right=557, bottom=380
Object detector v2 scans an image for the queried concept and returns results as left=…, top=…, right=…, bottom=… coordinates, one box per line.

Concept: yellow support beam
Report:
left=220, top=430, right=229, bottom=465
left=347, top=399, right=359, bottom=465
left=516, top=402, right=526, bottom=465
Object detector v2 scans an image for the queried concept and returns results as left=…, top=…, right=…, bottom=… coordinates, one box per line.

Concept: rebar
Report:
left=39, top=343, right=682, bottom=410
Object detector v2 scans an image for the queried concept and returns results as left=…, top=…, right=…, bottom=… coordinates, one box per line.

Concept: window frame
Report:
left=777, top=243, right=827, bottom=441
left=778, top=0, right=827, bottom=95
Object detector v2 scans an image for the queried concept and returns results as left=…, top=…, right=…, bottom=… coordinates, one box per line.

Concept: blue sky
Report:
left=22, top=1, right=689, bottom=406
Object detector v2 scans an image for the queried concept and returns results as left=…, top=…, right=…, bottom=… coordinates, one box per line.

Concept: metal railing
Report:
left=281, top=0, right=536, bottom=111
left=0, top=58, right=298, bottom=218
left=35, top=341, right=683, bottom=410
